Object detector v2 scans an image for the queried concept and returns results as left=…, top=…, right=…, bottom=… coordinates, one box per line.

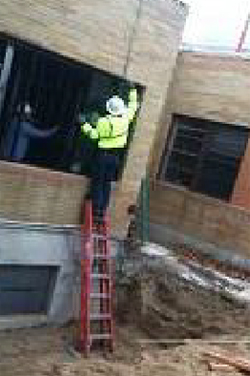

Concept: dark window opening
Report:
left=158, top=114, right=249, bottom=201
left=0, top=265, right=58, bottom=315
left=0, top=35, right=143, bottom=179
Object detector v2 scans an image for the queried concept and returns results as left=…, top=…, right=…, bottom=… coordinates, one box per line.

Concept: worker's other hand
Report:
left=81, top=123, right=92, bottom=134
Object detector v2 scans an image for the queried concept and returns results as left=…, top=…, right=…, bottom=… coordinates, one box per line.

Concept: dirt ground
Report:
left=1, top=263, right=250, bottom=376
left=0, top=325, right=249, bottom=376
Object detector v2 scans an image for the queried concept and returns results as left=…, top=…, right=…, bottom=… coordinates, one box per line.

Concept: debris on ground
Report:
left=117, top=243, right=250, bottom=342
left=204, top=350, right=250, bottom=375
left=0, top=327, right=250, bottom=376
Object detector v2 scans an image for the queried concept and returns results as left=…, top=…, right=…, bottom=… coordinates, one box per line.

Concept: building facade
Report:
left=150, top=51, right=250, bottom=260
left=0, top=0, right=188, bottom=326
left=0, top=0, right=188, bottom=235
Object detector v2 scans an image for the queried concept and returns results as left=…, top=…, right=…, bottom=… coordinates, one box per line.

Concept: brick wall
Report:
left=150, top=52, right=250, bottom=177
left=149, top=51, right=250, bottom=257
left=0, top=162, right=87, bottom=224
left=232, top=139, right=250, bottom=209
left=0, top=0, right=188, bottom=235
left=150, top=181, right=250, bottom=258
left=170, top=52, right=250, bottom=125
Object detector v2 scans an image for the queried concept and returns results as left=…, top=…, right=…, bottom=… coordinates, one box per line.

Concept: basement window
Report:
left=0, top=265, right=58, bottom=315
left=0, top=35, right=142, bottom=179
left=158, top=114, right=249, bottom=201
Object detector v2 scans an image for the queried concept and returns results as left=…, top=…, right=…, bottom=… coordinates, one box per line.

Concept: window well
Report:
left=0, top=265, right=58, bottom=315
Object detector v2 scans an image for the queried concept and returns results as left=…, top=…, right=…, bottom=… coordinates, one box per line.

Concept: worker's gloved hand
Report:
left=129, top=88, right=137, bottom=102
left=81, top=123, right=92, bottom=135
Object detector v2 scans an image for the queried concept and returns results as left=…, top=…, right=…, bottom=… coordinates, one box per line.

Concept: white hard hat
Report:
left=106, top=96, right=126, bottom=116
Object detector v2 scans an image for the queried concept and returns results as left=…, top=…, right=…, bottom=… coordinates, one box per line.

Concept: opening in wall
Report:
left=0, top=35, right=143, bottom=179
left=158, top=114, right=249, bottom=201
left=0, top=265, right=58, bottom=315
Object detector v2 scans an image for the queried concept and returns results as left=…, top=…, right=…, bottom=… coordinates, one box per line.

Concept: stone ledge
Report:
left=0, top=314, right=47, bottom=330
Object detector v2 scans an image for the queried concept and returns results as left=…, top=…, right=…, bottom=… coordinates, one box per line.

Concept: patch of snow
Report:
left=142, top=242, right=250, bottom=304
left=141, top=243, right=172, bottom=257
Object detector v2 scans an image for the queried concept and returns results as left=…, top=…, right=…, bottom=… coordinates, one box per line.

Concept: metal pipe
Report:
left=236, top=13, right=250, bottom=52
left=0, top=45, right=14, bottom=116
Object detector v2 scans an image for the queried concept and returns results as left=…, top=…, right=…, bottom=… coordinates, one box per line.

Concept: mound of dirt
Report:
left=117, top=263, right=250, bottom=342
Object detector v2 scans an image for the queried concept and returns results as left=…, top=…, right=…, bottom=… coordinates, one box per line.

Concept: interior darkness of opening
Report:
left=0, top=265, right=58, bottom=315
left=0, top=36, right=143, bottom=179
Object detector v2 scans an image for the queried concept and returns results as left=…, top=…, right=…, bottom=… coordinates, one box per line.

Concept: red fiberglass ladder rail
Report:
left=80, top=200, right=114, bottom=355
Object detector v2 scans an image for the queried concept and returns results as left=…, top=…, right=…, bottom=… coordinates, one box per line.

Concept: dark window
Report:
left=0, top=35, right=143, bottom=179
left=0, top=265, right=58, bottom=315
left=158, top=115, right=249, bottom=201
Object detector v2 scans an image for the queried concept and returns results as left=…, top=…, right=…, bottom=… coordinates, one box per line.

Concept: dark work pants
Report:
left=91, top=149, right=120, bottom=218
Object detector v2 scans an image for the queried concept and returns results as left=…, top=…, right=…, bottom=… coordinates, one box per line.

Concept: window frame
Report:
left=158, top=114, right=249, bottom=201
left=0, top=34, right=144, bottom=180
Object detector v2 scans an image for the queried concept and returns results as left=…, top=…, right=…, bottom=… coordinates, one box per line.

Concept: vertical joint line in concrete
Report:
left=123, top=0, right=144, bottom=79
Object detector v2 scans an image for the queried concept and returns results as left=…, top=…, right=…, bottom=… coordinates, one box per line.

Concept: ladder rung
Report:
left=92, top=233, right=107, bottom=239
left=90, top=313, right=112, bottom=320
left=90, top=293, right=111, bottom=299
left=92, top=274, right=111, bottom=279
left=91, top=333, right=112, bottom=341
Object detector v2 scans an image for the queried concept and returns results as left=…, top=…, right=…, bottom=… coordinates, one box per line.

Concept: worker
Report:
left=81, top=87, right=138, bottom=219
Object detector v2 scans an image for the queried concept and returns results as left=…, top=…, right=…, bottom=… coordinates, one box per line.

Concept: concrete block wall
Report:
left=0, top=222, right=79, bottom=328
left=149, top=51, right=250, bottom=258
left=0, top=217, right=121, bottom=328
left=0, top=0, right=188, bottom=236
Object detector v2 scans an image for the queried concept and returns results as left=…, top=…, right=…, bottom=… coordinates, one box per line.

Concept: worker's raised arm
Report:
left=127, top=88, right=138, bottom=123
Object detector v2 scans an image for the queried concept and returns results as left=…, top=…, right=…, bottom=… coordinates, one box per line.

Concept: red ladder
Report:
left=80, top=200, right=114, bottom=355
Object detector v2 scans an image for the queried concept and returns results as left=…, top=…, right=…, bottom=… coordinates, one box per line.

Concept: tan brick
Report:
left=0, top=0, right=187, bottom=234
left=150, top=181, right=250, bottom=258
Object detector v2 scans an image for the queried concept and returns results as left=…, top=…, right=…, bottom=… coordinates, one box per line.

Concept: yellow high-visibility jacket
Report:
left=81, top=89, right=138, bottom=149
